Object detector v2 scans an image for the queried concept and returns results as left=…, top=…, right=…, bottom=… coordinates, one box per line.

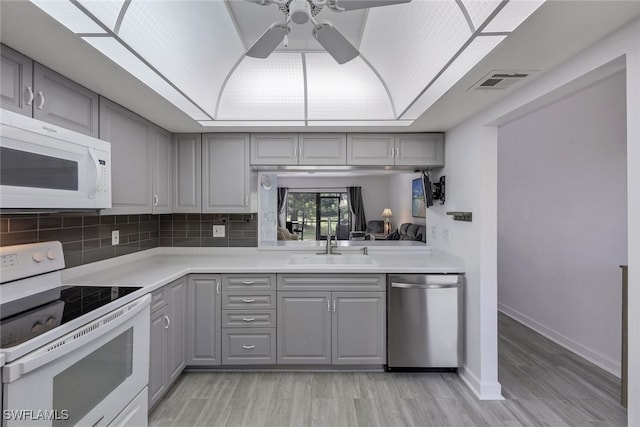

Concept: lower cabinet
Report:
left=277, top=290, right=386, bottom=365
left=148, top=277, right=187, bottom=410
left=186, top=274, right=222, bottom=365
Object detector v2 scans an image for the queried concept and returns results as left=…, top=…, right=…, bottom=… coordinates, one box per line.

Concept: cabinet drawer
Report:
left=222, top=310, right=276, bottom=328
left=222, top=274, right=276, bottom=291
left=277, top=274, right=386, bottom=291
left=150, top=289, right=167, bottom=313
left=221, top=328, right=276, bottom=365
left=222, top=292, right=276, bottom=309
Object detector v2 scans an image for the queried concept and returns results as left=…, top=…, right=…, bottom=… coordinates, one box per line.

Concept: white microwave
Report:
left=0, top=109, right=111, bottom=211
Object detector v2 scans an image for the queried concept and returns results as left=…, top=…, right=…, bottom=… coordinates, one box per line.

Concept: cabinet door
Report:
left=172, top=134, right=202, bottom=213
left=394, top=133, right=445, bottom=167
left=202, top=133, right=251, bottom=213
left=152, top=126, right=172, bottom=214
left=99, top=97, right=152, bottom=214
left=332, top=292, right=386, bottom=365
left=167, top=277, right=187, bottom=384
left=346, top=134, right=394, bottom=166
left=149, top=305, right=168, bottom=409
left=187, top=275, right=221, bottom=366
left=1, top=45, right=33, bottom=116
left=277, top=292, right=331, bottom=364
left=299, top=133, right=347, bottom=165
left=33, top=63, right=99, bottom=137
left=250, top=133, right=298, bottom=165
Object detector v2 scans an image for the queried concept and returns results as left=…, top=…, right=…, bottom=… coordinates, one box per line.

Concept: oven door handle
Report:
left=3, top=294, right=150, bottom=383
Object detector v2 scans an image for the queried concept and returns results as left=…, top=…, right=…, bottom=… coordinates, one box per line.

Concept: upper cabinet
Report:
left=172, top=134, right=202, bottom=213
left=151, top=126, right=172, bottom=214
left=1, top=45, right=99, bottom=137
left=1, top=45, right=33, bottom=116
left=250, top=133, right=347, bottom=166
left=348, top=133, right=444, bottom=167
left=202, top=133, right=255, bottom=213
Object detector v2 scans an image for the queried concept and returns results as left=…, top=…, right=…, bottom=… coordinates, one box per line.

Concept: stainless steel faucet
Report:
left=322, top=218, right=340, bottom=255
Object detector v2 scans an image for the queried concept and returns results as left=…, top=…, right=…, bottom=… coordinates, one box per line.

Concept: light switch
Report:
left=213, top=225, right=225, bottom=238
left=112, top=230, right=119, bottom=245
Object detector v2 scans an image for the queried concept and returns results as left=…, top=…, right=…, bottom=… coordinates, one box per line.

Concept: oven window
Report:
left=0, top=147, right=78, bottom=191
left=52, top=328, right=133, bottom=427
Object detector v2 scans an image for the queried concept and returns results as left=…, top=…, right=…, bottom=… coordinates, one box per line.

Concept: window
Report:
left=286, top=192, right=351, bottom=240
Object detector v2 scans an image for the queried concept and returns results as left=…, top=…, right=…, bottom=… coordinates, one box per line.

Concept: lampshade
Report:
left=382, top=208, right=393, bottom=218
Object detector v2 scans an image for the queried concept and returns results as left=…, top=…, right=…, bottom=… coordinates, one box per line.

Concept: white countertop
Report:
left=62, top=247, right=464, bottom=294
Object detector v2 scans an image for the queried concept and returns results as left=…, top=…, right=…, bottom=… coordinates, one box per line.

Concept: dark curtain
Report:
left=347, top=187, right=367, bottom=231
left=422, top=172, right=434, bottom=208
left=277, top=187, right=288, bottom=227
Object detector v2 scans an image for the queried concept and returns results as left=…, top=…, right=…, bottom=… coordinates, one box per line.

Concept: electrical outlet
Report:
left=213, top=225, right=225, bottom=238
left=442, top=227, right=450, bottom=244
left=112, top=230, right=119, bottom=245
left=431, top=226, right=437, bottom=240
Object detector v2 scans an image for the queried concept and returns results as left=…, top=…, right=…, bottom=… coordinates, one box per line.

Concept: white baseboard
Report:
left=459, top=367, right=504, bottom=400
left=498, top=303, right=621, bottom=378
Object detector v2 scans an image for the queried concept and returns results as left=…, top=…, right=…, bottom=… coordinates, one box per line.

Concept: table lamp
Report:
left=382, top=208, right=393, bottom=234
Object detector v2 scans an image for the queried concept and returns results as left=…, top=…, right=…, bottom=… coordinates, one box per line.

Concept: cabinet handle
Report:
left=216, top=281, right=220, bottom=295
left=245, top=196, right=249, bottom=207
left=390, top=147, right=394, bottom=158
left=242, top=298, right=255, bottom=303
left=294, top=146, right=298, bottom=157
left=242, top=345, right=255, bottom=350
left=327, top=300, right=330, bottom=312
left=153, top=195, right=159, bottom=206
left=242, top=317, right=255, bottom=322
left=36, top=91, right=45, bottom=110
left=396, top=147, right=400, bottom=158
left=242, top=280, right=255, bottom=285
left=25, top=86, right=34, bottom=106
left=164, top=315, right=170, bottom=329
left=333, top=300, right=336, bottom=312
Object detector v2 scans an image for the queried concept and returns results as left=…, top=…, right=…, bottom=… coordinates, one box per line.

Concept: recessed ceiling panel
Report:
left=118, top=0, right=244, bottom=117
left=76, top=0, right=125, bottom=32
left=218, top=53, right=305, bottom=120
left=306, top=53, right=394, bottom=120
left=461, top=0, right=503, bottom=30
left=402, top=35, right=506, bottom=120
left=360, top=1, right=472, bottom=115
left=483, top=0, right=546, bottom=33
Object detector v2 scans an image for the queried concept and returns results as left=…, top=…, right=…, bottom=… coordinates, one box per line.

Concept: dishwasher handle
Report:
left=391, top=282, right=460, bottom=289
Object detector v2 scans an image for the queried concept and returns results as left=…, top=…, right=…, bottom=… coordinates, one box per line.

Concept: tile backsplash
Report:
left=0, top=212, right=258, bottom=269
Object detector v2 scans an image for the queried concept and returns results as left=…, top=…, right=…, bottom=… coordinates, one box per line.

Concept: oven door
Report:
left=0, top=109, right=111, bottom=210
left=2, top=295, right=149, bottom=427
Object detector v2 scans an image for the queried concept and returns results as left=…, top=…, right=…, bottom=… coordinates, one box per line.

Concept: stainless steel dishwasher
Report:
left=387, top=274, right=463, bottom=370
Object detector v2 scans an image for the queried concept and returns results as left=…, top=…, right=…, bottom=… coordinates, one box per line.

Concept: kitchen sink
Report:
left=287, top=254, right=378, bottom=266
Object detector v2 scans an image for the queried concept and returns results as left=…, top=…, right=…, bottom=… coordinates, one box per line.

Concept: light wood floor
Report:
left=149, top=313, right=626, bottom=426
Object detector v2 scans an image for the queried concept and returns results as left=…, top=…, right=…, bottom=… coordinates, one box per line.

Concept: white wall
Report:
left=429, top=18, right=640, bottom=415
left=388, top=173, right=426, bottom=230
left=277, top=175, right=391, bottom=225
left=497, top=71, right=627, bottom=376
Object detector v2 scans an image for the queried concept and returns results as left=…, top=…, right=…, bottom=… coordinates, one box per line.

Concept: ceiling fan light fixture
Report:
left=290, top=0, right=311, bottom=24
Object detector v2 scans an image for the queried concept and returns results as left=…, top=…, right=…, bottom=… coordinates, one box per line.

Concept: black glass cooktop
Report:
left=0, top=286, right=141, bottom=349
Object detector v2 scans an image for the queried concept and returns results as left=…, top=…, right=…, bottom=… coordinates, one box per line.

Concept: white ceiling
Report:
left=1, top=1, right=640, bottom=133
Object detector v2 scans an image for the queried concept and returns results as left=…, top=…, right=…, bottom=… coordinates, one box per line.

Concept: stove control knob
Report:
left=32, top=252, right=44, bottom=263
left=46, top=250, right=56, bottom=260
left=45, top=317, right=57, bottom=327
left=32, top=321, right=44, bottom=333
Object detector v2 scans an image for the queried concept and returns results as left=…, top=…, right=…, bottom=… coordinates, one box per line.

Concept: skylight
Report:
left=30, top=0, right=545, bottom=127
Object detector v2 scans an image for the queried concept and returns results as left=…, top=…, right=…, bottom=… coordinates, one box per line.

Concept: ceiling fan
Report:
left=245, top=0, right=411, bottom=64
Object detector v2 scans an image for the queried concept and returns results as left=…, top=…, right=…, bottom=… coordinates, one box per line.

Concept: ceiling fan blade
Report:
left=246, top=23, right=291, bottom=59
left=328, top=0, right=411, bottom=12
left=312, top=22, right=359, bottom=64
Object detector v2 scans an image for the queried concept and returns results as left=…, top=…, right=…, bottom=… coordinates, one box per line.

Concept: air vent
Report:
left=469, top=70, right=537, bottom=91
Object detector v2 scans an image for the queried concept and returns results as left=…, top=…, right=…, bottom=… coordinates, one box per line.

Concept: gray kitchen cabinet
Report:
left=202, top=133, right=255, bottom=213
left=187, top=274, right=222, bottom=366
left=221, top=328, right=276, bottom=365
left=277, top=292, right=332, bottom=364
left=32, top=63, right=99, bottom=137
left=149, top=304, right=169, bottom=409
left=347, top=134, right=395, bottom=166
left=299, top=133, right=347, bottom=165
left=99, top=97, right=153, bottom=214
left=151, top=125, right=172, bottom=214
left=394, top=133, right=444, bottom=167
left=1, top=44, right=33, bottom=116
left=250, top=133, right=299, bottom=165
left=148, top=276, right=187, bottom=410
left=172, top=134, right=201, bottom=213
left=332, top=292, right=386, bottom=365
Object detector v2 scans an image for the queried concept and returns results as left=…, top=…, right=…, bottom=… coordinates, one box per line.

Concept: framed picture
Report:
left=412, top=178, right=426, bottom=218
